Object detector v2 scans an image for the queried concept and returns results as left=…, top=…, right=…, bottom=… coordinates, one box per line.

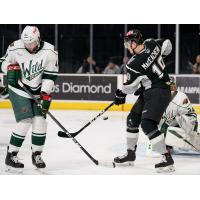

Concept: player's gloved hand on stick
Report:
left=40, top=92, right=52, bottom=114
left=114, top=89, right=127, bottom=105
left=160, top=122, right=169, bottom=137
left=134, top=86, right=144, bottom=96
left=0, top=86, right=6, bottom=95
left=7, top=64, right=21, bottom=87
left=0, top=86, right=9, bottom=99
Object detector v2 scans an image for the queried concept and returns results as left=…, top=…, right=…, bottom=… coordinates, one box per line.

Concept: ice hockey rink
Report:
left=1, top=108, right=200, bottom=175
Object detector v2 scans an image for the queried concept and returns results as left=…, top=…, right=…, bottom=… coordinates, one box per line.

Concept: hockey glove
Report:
left=0, top=86, right=6, bottom=95
left=0, top=86, right=9, bottom=99
left=114, top=89, right=127, bottom=105
left=134, top=86, right=144, bottom=96
left=40, top=92, right=52, bottom=114
left=7, top=64, right=21, bottom=87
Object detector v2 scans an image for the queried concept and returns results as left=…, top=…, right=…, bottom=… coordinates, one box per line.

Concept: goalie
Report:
left=159, top=79, right=200, bottom=152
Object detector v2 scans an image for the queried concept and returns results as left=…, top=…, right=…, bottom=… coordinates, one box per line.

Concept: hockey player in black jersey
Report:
left=113, top=29, right=175, bottom=172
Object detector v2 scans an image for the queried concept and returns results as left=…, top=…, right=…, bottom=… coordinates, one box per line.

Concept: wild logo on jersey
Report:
left=21, top=59, right=44, bottom=81
left=162, top=110, right=176, bottom=124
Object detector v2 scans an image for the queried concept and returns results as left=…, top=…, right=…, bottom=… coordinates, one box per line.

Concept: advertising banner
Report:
left=176, top=76, right=200, bottom=104
left=53, top=75, right=118, bottom=101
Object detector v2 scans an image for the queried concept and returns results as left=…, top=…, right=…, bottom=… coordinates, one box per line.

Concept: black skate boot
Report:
left=155, top=151, right=175, bottom=173
left=32, top=151, right=46, bottom=169
left=114, top=147, right=136, bottom=166
left=5, top=149, right=24, bottom=173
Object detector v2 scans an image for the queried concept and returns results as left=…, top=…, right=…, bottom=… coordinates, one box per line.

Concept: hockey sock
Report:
left=31, top=116, right=47, bottom=152
left=126, top=127, right=139, bottom=150
left=9, top=119, right=32, bottom=152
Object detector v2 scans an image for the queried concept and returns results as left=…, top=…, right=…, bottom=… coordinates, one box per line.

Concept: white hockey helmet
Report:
left=21, top=26, right=40, bottom=51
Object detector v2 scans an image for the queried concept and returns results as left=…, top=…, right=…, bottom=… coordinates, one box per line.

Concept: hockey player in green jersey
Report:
left=0, top=26, right=58, bottom=171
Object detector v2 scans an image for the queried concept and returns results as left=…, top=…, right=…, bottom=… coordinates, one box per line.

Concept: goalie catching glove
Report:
left=114, top=89, right=127, bottom=105
left=40, top=92, right=52, bottom=114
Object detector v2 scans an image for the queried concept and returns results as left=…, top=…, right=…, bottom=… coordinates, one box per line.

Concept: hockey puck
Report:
left=103, top=116, right=108, bottom=120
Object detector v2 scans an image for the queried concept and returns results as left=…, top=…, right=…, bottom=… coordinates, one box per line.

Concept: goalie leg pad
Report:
left=165, top=126, right=200, bottom=151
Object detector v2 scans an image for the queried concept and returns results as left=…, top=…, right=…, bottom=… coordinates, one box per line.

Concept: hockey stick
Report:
left=58, top=102, right=114, bottom=138
left=18, top=80, right=116, bottom=168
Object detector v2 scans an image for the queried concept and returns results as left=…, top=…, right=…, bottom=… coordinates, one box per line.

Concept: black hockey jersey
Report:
left=122, top=39, right=171, bottom=94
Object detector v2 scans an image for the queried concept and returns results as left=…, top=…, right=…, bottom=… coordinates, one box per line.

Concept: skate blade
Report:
left=156, top=165, right=175, bottom=173
left=5, top=166, right=23, bottom=174
left=34, top=167, right=47, bottom=174
left=115, top=161, right=134, bottom=167
left=98, top=161, right=116, bottom=168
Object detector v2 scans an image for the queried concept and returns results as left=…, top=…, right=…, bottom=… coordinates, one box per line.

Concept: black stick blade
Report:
left=58, top=131, right=77, bottom=138
left=58, top=131, right=69, bottom=138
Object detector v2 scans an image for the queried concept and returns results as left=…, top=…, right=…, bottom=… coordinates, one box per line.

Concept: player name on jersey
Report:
left=141, top=46, right=160, bottom=70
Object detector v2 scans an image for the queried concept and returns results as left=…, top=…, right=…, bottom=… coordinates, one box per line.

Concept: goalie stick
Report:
left=58, top=102, right=114, bottom=138
left=18, top=80, right=116, bottom=168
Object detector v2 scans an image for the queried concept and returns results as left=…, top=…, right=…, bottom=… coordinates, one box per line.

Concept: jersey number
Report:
left=152, top=56, right=165, bottom=78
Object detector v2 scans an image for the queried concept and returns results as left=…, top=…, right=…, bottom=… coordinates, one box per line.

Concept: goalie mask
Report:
left=21, top=26, right=41, bottom=52
left=169, top=77, right=177, bottom=92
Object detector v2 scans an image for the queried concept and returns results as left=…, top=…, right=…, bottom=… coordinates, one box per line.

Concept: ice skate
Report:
left=155, top=152, right=175, bottom=173
left=114, top=149, right=136, bottom=166
left=32, top=151, right=46, bottom=173
left=5, top=150, right=24, bottom=174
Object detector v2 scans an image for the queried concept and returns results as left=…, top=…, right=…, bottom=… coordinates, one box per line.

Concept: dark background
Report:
left=0, top=24, right=199, bottom=74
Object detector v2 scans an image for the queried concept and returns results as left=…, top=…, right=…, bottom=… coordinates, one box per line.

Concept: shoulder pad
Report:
left=144, top=38, right=154, bottom=43
left=43, top=41, right=54, bottom=50
left=43, top=42, right=58, bottom=54
left=9, top=40, right=24, bottom=50
left=143, top=39, right=157, bottom=47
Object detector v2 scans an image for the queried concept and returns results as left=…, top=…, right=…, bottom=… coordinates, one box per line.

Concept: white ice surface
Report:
left=1, top=109, right=200, bottom=175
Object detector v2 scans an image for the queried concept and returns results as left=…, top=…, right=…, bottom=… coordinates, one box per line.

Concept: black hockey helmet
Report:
left=124, top=29, right=143, bottom=45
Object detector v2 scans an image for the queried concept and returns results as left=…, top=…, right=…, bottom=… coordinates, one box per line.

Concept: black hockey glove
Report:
left=0, top=86, right=6, bottom=95
left=134, top=86, right=144, bottom=96
left=0, top=86, right=9, bottom=99
left=114, top=89, right=127, bottom=105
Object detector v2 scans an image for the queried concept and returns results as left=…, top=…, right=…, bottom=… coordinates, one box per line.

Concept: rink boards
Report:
left=1, top=73, right=200, bottom=113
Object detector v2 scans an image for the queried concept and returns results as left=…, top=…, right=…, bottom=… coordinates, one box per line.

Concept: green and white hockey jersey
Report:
left=160, top=91, right=198, bottom=134
left=0, top=40, right=58, bottom=97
